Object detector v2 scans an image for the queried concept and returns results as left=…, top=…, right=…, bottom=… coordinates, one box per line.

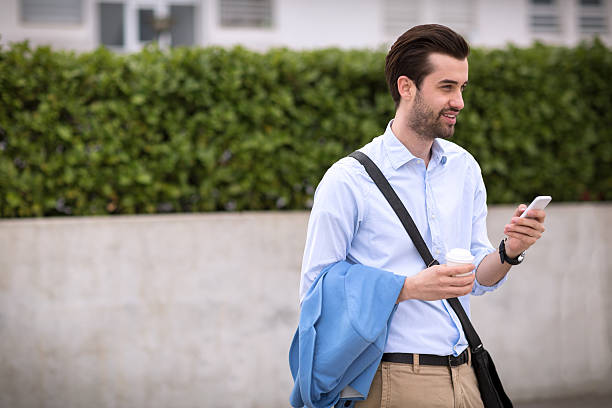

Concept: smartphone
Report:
left=520, top=196, right=552, bottom=218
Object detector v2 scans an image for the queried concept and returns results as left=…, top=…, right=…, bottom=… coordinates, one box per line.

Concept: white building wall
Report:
left=201, top=0, right=382, bottom=51
left=474, top=0, right=531, bottom=47
left=1, top=0, right=610, bottom=52
left=274, top=0, right=383, bottom=49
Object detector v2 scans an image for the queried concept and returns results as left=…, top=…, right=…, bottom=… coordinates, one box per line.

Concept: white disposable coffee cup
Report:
left=445, top=248, right=475, bottom=276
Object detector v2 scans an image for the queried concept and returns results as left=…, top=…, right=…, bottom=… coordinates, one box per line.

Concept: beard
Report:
left=408, top=90, right=457, bottom=141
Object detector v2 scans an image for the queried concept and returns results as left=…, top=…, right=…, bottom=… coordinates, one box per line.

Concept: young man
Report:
left=299, top=24, right=546, bottom=407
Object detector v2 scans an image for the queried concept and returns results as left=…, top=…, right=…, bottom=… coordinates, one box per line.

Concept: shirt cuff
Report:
left=471, top=249, right=507, bottom=296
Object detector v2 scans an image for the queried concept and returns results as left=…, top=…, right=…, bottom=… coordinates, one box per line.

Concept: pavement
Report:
left=515, top=394, right=612, bottom=408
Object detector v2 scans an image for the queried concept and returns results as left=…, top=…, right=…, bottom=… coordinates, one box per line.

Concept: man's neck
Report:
left=391, top=115, right=434, bottom=167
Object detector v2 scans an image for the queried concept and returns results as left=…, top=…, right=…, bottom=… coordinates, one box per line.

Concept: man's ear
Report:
left=397, top=75, right=414, bottom=101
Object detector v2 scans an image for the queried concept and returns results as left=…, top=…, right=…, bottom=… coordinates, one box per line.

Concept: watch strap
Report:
left=499, top=238, right=523, bottom=265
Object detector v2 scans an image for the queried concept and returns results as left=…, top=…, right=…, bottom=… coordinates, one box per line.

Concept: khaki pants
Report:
left=354, top=353, right=484, bottom=408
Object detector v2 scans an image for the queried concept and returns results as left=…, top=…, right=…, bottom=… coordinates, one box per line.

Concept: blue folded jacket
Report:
left=289, top=261, right=406, bottom=408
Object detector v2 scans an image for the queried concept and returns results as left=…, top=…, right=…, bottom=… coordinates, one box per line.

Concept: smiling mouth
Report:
left=442, top=110, right=459, bottom=118
left=441, top=112, right=458, bottom=124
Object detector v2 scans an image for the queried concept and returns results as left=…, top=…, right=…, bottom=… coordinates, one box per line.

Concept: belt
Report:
left=382, top=348, right=469, bottom=367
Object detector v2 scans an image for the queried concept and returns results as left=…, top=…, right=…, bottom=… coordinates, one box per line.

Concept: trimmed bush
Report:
left=0, top=41, right=610, bottom=217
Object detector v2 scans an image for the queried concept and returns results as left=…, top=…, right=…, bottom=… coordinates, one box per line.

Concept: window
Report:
left=529, top=0, right=561, bottom=33
left=382, top=0, right=475, bottom=40
left=21, top=0, right=82, bottom=24
left=98, top=1, right=197, bottom=50
left=170, top=5, right=196, bottom=46
left=139, top=9, right=155, bottom=42
left=383, top=0, right=420, bottom=37
left=99, top=2, right=125, bottom=47
left=436, top=0, right=475, bottom=38
left=220, top=0, right=273, bottom=28
left=579, top=0, right=608, bottom=34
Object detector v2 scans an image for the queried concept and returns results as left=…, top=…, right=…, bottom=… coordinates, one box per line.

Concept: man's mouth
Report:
left=441, top=112, right=458, bottom=124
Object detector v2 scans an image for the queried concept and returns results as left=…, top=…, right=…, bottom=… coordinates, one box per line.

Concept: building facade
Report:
left=1, top=0, right=610, bottom=52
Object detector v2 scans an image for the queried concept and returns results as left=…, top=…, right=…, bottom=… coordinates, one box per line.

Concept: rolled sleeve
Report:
left=470, top=165, right=506, bottom=296
left=471, top=247, right=507, bottom=296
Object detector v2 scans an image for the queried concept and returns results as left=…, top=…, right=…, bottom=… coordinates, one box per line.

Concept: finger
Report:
left=447, top=283, right=474, bottom=298
left=448, top=275, right=475, bottom=287
left=506, top=221, right=545, bottom=237
left=504, top=224, right=543, bottom=238
left=524, top=209, right=546, bottom=223
left=513, top=204, right=527, bottom=218
left=505, top=229, right=539, bottom=240
left=510, top=216, right=546, bottom=233
left=505, top=232, right=538, bottom=246
left=506, top=221, right=544, bottom=236
left=442, top=272, right=475, bottom=286
left=458, top=284, right=474, bottom=296
left=443, top=263, right=476, bottom=275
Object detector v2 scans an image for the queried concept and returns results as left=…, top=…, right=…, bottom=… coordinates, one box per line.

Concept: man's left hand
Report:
left=503, top=204, right=547, bottom=258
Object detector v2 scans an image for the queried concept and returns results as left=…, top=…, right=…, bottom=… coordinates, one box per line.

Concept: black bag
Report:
left=350, top=150, right=513, bottom=408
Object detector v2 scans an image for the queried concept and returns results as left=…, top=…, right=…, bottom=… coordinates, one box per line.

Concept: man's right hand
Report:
left=397, top=264, right=476, bottom=302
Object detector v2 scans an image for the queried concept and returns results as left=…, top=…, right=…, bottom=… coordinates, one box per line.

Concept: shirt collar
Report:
left=382, top=120, right=448, bottom=170
left=431, top=139, right=448, bottom=166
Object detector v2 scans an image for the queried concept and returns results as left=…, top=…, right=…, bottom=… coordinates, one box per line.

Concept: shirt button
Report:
left=431, top=214, right=436, bottom=219
left=436, top=250, right=440, bottom=254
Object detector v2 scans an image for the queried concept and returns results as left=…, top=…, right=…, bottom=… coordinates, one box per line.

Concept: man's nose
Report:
left=450, top=90, right=464, bottom=111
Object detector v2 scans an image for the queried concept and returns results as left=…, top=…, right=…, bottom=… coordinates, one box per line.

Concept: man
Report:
left=299, top=24, right=546, bottom=407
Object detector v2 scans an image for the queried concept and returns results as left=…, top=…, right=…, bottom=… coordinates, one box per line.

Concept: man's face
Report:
left=407, top=53, right=468, bottom=141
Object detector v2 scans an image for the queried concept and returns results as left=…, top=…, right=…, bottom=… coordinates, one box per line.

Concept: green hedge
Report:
left=0, top=41, right=610, bottom=217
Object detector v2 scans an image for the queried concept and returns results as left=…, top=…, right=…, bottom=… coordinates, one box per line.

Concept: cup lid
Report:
left=445, top=248, right=474, bottom=263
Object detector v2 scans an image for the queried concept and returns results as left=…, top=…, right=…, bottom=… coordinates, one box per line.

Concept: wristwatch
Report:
left=499, top=238, right=525, bottom=265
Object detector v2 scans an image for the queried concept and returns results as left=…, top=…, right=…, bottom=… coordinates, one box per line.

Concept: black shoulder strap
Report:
left=349, top=150, right=483, bottom=350
left=349, top=151, right=436, bottom=268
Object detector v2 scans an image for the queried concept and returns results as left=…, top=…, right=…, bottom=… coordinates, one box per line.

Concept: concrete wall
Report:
left=472, top=204, right=612, bottom=400
left=0, top=204, right=610, bottom=407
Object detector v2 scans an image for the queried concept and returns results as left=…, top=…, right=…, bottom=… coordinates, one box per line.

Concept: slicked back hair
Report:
left=385, top=24, right=470, bottom=109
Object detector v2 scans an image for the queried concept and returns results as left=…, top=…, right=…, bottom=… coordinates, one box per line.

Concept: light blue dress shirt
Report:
left=299, top=121, right=506, bottom=357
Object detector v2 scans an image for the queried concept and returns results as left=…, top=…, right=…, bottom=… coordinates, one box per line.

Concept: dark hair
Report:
left=385, top=24, right=470, bottom=108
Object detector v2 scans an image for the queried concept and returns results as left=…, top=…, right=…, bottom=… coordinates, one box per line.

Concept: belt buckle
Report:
left=448, top=351, right=463, bottom=367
